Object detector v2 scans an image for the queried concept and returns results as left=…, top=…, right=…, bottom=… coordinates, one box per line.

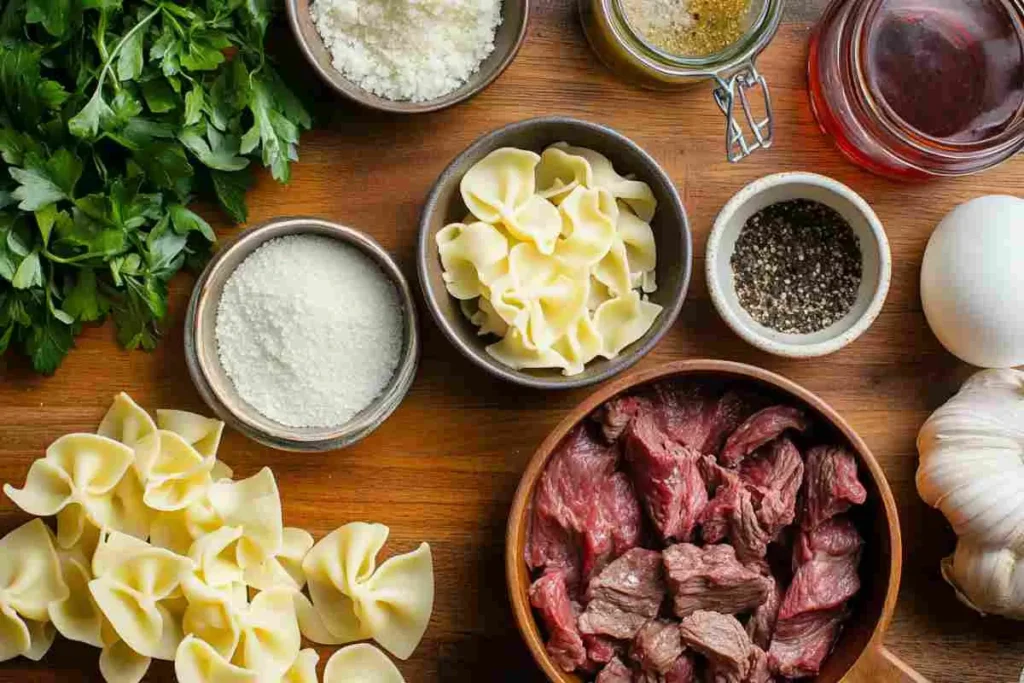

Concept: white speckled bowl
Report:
left=706, top=172, right=891, bottom=358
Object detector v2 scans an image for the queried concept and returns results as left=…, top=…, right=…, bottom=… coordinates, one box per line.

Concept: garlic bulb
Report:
left=917, top=368, right=1024, bottom=618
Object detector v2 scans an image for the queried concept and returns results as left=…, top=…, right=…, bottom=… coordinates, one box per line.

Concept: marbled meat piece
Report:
left=635, top=654, right=698, bottom=683
left=663, top=543, right=772, bottom=618
left=585, top=634, right=623, bottom=667
left=588, top=548, right=667, bottom=617
left=780, top=517, right=863, bottom=620
left=596, top=394, right=652, bottom=443
left=767, top=607, right=846, bottom=678
left=664, top=654, right=698, bottom=683
left=630, top=619, right=685, bottom=675
left=596, top=656, right=633, bottom=683
left=584, top=472, right=645, bottom=582
left=720, top=406, right=810, bottom=467
left=525, top=425, right=625, bottom=586
left=649, top=383, right=754, bottom=455
left=741, top=437, right=804, bottom=538
left=625, top=413, right=708, bottom=542
left=529, top=570, right=587, bottom=672
left=678, top=610, right=766, bottom=682
left=578, top=599, right=650, bottom=641
left=699, top=465, right=771, bottom=563
left=802, top=445, right=868, bottom=529
left=746, top=574, right=782, bottom=650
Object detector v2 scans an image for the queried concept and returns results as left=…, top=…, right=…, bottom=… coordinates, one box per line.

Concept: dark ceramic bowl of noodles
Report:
left=417, top=116, right=691, bottom=390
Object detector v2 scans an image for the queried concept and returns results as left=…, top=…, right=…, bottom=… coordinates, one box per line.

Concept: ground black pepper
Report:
left=730, top=199, right=862, bottom=334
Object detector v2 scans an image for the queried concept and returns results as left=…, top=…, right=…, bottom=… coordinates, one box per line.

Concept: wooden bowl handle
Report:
left=843, top=643, right=930, bottom=683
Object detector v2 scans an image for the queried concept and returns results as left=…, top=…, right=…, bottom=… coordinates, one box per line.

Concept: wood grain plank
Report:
left=2, top=0, right=1024, bottom=681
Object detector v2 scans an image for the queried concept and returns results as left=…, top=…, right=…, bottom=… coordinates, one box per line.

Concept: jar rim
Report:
left=604, top=0, right=783, bottom=77
left=852, top=0, right=1024, bottom=158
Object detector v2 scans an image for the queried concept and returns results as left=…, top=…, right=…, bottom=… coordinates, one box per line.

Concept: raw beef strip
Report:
left=578, top=600, right=650, bottom=640
left=780, top=517, right=863, bottom=620
left=720, top=406, right=810, bottom=467
left=678, top=611, right=756, bottom=680
left=584, top=472, right=645, bottom=581
left=529, top=570, right=587, bottom=672
left=625, top=413, right=708, bottom=542
left=526, top=425, right=620, bottom=584
left=596, top=394, right=652, bottom=443
left=746, top=575, right=782, bottom=650
left=663, top=544, right=772, bottom=618
left=587, top=549, right=667, bottom=616
left=768, top=608, right=846, bottom=678
left=630, top=619, right=685, bottom=675
left=596, top=657, right=633, bottom=683
left=802, top=445, right=868, bottom=529
left=741, top=438, right=804, bottom=538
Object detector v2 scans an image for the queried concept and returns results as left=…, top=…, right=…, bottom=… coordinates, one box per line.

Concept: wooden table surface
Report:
left=2, top=1, right=1023, bottom=681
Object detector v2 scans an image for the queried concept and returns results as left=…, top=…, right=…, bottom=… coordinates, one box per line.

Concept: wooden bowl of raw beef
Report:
left=506, top=359, right=926, bottom=683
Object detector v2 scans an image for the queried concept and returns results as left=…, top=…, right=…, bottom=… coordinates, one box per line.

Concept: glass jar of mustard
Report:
left=579, top=0, right=785, bottom=162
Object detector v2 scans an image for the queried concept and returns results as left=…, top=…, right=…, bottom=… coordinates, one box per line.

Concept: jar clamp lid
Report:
left=579, top=0, right=784, bottom=162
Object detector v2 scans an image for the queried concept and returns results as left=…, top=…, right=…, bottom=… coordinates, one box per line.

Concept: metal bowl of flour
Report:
left=285, top=0, right=529, bottom=113
left=185, top=217, right=420, bottom=452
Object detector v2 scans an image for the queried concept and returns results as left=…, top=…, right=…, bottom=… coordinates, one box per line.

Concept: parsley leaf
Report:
left=0, top=0, right=311, bottom=373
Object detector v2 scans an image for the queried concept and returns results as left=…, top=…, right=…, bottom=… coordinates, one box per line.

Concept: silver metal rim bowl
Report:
left=417, top=116, right=692, bottom=390
left=185, top=217, right=420, bottom=451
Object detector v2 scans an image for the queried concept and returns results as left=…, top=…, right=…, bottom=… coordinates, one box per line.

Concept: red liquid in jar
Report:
left=865, top=0, right=1024, bottom=143
left=808, top=0, right=1024, bottom=178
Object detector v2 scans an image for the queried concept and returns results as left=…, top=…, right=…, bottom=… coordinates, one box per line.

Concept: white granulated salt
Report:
left=215, top=235, right=403, bottom=429
left=310, top=0, right=503, bottom=103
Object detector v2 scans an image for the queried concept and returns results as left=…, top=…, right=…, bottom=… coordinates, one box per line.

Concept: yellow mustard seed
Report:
left=621, top=0, right=752, bottom=58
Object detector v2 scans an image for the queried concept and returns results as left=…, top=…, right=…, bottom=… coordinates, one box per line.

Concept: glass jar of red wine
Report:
left=809, top=0, right=1024, bottom=179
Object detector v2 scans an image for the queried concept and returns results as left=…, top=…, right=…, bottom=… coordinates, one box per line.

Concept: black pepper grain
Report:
left=730, top=199, right=862, bottom=334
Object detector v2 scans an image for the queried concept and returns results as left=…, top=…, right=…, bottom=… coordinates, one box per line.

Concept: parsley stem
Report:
left=86, top=4, right=164, bottom=103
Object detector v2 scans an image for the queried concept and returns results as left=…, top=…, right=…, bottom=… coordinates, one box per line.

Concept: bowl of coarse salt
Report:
left=286, top=0, right=529, bottom=113
left=185, top=217, right=420, bottom=451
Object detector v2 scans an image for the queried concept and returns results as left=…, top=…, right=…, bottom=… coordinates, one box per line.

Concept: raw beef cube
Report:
left=596, top=657, right=633, bottom=683
left=526, top=425, right=620, bottom=584
left=530, top=570, right=587, bottom=672
left=625, top=413, right=708, bottom=542
left=720, top=406, right=810, bottom=467
left=745, top=646, right=773, bottom=683
left=586, top=634, right=624, bottom=667
left=648, top=382, right=715, bottom=452
left=701, top=391, right=756, bottom=455
left=768, top=608, right=846, bottom=678
left=630, top=619, right=685, bottom=675
left=578, top=599, right=651, bottom=640
left=584, top=472, right=645, bottom=581
left=802, top=445, right=868, bottom=529
left=664, top=654, right=698, bottom=683
left=663, top=544, right=772, bottom=618
left=746, top=574, right=782, bottom=650
left=587, top=548, right=667, bottom=617
left=700, top=471, right=772, bottom=563
left=596, top=395, right=651, bottom=443
left=678, top=611, right=758, bottom=681
left=741, top=437, right=804, bottom=538
left=780, top=518, right=863, bottom=620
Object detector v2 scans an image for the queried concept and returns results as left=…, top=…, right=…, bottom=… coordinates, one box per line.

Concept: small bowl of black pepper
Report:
left=706, top=172, right=891, bottom=358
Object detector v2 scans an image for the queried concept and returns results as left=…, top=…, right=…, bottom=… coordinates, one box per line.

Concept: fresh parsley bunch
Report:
left=0, top=0, right=311, bottom=373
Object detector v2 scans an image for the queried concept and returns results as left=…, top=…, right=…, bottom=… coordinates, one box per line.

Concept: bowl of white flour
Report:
left=286, top=0, right=528, bottom=112
left=185, top=217, right=420, bottom=451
